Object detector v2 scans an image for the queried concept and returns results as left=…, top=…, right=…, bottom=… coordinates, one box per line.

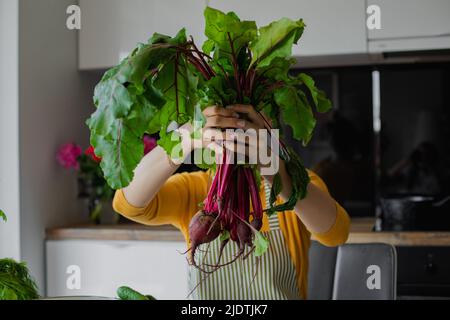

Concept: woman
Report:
left=113, top=104, right=350, bottom=300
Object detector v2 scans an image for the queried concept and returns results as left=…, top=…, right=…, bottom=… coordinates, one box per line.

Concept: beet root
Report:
left=189, top=210, right=222, bottom=244
left=237, top=221, right=253, bottom=249
left=187, top=153, right=269, bottom=275
left=250, top=218, right=263, bottom=231
left=188, top=210, right=221, bottom=269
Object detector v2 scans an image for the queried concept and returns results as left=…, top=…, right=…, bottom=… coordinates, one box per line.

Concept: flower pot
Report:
left=84, top=197, right=120, bottom=225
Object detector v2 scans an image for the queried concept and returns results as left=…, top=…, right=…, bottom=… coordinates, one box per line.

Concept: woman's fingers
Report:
left=226, top=104, right=267, bottom=128
left=205, top=116, right=260, bottom=132
left=203, top=105, right=239, bottom=119
left=202, top=104, right=267, bottom=132
left=203, top=105, right=243, bottom=129
left=201, top=128, right=226, bottom=144
left=204, top=115, right=246, bottom=129
left=196, top=105, right=274, bottom=168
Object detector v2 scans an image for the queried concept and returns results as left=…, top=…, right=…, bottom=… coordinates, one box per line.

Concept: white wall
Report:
left=0, top=0, right=21, bottom=260
left=18, top=0, right=100, bottom=293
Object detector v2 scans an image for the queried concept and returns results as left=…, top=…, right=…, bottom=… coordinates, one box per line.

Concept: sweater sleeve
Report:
left=112, top=171, right=209, bottom=237
left=307, top=170, right=351, bottom=247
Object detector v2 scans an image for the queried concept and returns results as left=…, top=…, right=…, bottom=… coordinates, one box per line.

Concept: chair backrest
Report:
left=332, top=243, right=397, bottom=300
left=307, top=241, right=338, bottom=300
left=308, top=241, right=397, bottom=300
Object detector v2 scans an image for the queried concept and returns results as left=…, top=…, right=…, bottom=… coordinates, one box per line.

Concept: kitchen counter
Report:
left=46, top=218, right=450, bottom=246
left=46, top=224, right=185, bottom=242
left=347, top=219, right=450, bottom=246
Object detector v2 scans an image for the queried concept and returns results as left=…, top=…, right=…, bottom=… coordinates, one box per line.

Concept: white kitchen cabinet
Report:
left=367, top=0, right=450, bottom=52
left=209, top=0, right=368, bottom=57
left=79, top=0, right=207, bottom=70
left=46, top=240, right=189, bottom=299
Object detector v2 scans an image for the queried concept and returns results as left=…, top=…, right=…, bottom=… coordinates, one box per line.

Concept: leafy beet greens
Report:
left=87, top=7, right=331, bottom=262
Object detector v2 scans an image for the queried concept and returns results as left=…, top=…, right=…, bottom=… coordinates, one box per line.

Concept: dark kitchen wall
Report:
left=289, top=67, right=375, bottom=217
left=379, top=64, right=450, bottom=197
left=288, top=62, right=450, bottom=217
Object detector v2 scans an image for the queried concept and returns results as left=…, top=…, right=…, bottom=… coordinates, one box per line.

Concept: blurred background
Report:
left=1, top=0, right=450, bottom=299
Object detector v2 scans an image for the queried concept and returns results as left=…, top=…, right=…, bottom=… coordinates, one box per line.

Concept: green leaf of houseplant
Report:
left=0, top=259, right=39, bottom=300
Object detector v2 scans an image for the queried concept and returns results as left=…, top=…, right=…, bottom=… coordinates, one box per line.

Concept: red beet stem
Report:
left=245, top=168, right=263, bottom=221
left=237, top=168, right=250, bottom=221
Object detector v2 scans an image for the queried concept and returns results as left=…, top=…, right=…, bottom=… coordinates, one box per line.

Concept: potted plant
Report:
left=56, top=136, right=157, bottom=224
left=0, top=211, right=40, bottom=300
left=56, top=142, right=114, bottom=224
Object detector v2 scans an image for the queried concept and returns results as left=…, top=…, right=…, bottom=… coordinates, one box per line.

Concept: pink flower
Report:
left=57, top=143, right=82, bottom=170
left=143, top=135, right=157, bottom=155
left=85, top=145, right=102, bottom=162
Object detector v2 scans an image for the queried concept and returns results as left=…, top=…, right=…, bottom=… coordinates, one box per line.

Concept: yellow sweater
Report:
left=112, top=169, right=350, bottom=299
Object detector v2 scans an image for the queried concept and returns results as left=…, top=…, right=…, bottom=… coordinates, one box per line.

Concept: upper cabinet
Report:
left=209, top=0, right=368, bottom=57
left=78, top=0, right=450, bottom=70
left=79, top=0, right=207, bottom=70
left=367, top=0, right=450, bottom=52
left=79, top=0, right=368, bottom=69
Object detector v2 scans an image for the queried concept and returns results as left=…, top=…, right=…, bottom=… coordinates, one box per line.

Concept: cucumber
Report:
left=117, top=286, right=149, bottom=300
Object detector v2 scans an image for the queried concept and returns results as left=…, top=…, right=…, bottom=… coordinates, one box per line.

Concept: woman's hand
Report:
left=203, top=104, right=267, bottom=131
left=200, top=105, right=275, bottom=168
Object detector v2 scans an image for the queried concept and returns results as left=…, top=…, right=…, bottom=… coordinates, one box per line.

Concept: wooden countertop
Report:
left=46, top=224, right=185, bottom=242
left=347, top=218, right=450, bottom=246
left=46, top=218, right=450, bottom=246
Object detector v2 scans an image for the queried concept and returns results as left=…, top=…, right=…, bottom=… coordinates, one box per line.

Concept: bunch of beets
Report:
left=87, top=7, right=331, bottom=273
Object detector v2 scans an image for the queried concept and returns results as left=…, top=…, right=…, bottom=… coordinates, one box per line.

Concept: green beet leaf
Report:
left=85, top=7, right=333, bottom=271
left=297, top=73, right=332, bottom=113
left=253, top=231, right=269, bottom=257
left=256, top=57, right=295, bottom=83
left=250, top=18, right=304, bottom=68
left=204, top=7, right=257, bottom=58
left=87, top=7, right=331, bottom=197
left=88, top=79, right=134, bottom=137
left=153, top=53, right=198, bottom=124
left=274, top=86, right=316, bottom=145
left=220, top=230, right=230, bottom=242
left=91, top=118, right=144, bottom=189
left=158, top=129, right=183, bottom=160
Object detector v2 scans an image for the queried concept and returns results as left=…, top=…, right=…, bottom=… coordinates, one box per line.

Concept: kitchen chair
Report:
left=308, top=242, right=397, bottom=300
left=307, top=241, right=338, bottom=300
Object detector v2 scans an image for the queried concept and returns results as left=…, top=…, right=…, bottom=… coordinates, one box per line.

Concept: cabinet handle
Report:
left=425, top=254, right=437, bottom=275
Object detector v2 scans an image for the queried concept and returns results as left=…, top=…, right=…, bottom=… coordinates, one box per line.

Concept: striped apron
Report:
left=187, top=181, right=301, bottom=300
